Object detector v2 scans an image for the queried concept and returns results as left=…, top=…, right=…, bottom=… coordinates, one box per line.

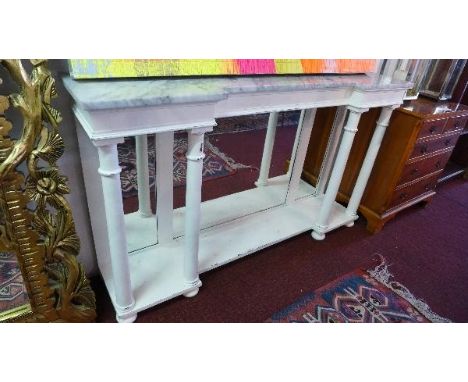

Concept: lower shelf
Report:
left=125, top=174, right=300, bottom=253
left=103, top=179, right=355, bottom=316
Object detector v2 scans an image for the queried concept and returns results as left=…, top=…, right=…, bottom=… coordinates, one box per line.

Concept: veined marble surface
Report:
left=63, top=75, right=411, bottom=110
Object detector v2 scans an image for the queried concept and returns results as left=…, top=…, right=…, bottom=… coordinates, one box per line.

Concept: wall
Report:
left=0, top=59, right=98, bottom=276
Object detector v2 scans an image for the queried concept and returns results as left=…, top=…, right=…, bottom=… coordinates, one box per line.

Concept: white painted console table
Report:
left=64, top=74, right=410, bottom=322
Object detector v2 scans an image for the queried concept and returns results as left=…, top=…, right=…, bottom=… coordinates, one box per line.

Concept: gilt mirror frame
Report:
left=0, top=59, right=96, bottom=322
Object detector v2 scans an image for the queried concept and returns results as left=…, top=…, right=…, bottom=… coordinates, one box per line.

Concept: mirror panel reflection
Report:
left=0, top=245, right=31, bottom=322
left=122, top=111, right=302, bottom=254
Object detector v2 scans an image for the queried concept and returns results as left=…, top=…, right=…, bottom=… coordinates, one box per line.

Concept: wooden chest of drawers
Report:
left=302, top=98, right=468, bottom=233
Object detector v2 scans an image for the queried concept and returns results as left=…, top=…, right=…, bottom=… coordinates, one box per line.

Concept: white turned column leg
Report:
left=96, top=142, right=136, bottom=322
left=345, top=105, right=399, bottom=224
left=286, top=109, right=317, bottom=203
left=311, top=107, right=367, bottom=240
left=155, top=131, right=174, bottom=244
left=255, top=111, right=279, bottom=187
left=136, top=135, right=152, bottom=217
left=183, top=127, right=212, bottom=297
left=315, top=106, right=347, bottom=196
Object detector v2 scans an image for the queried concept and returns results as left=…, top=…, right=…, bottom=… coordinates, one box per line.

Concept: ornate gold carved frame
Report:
left=0, top=60, right=96, bottom=322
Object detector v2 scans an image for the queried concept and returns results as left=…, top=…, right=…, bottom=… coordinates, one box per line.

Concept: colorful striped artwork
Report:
left=69, top=59, right=378, bottom=79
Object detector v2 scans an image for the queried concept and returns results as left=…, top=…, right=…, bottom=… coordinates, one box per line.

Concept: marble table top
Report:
left=63, top=74, right=411, bottom=110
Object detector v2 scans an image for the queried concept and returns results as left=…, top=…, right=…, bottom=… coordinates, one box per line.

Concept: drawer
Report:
left=418, top=118, right=446, bottom=139
left=444, top=116, right=468, bottom=133
left=410, top=133, right=459, bottom=160
left=389, top=173, right=439, bottom=209
left=399, top=150, right=452, bottom=186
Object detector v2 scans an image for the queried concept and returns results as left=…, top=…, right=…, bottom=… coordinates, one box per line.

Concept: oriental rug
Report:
left=0, top=251, right=29, bottom=318
left=118, top=135, right=252, bottom=198
left=118, top=111, right=300, bottom=198
left=267, top=258, right=450, bottom=323
left=212, top=111, right=301, bottom=135
left=118, top=112, right=300, bottom=198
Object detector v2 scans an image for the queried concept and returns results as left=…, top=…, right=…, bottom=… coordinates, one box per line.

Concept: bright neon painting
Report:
left=69, top=59, right=378, bottom=79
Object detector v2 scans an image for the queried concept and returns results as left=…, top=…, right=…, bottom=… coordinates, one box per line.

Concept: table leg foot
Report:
left=254, top=180, right=268, bottom=187
left=183, top=287, right=200, bottom=298
left=345, top=221, right=355, bottom=227
left=116, top=313, right=137, bottom=323
left=311, top=230, right=325, bottom=241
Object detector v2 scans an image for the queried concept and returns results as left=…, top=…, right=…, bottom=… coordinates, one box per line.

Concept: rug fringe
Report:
left=367, top=255, right=451, bottom=323
left=204, top=139, right=257, bottom=171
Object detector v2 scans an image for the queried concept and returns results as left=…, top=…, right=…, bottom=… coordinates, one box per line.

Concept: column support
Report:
left=96, top=140, right=136, bottom=323
left=135, top=134, right=152, bottom=217
left=255, top=111, right=279, bottom=187
left=155, top=131, right=175, bottom=244
left=183, top=126, right=212, bottom=297
left=311, top=106, right=368, bottom=240
left=345, top=105, right=399, bottom=225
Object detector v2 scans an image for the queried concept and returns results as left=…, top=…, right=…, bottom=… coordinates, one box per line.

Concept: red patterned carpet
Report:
left=118, top=134, right=250, bottom=198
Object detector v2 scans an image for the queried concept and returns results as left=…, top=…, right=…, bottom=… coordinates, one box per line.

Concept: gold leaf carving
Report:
left=35, top=127, right=65, bottom=164
left=0, top=95, right=12, bottom=136
left=0, top=59, right=96, bottom=322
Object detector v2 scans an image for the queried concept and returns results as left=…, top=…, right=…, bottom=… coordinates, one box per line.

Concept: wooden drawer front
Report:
left=444, top=116, right=468, bottom=133
left=390, top=174, right=439, bottom=209
left=418, top=119, right=446, bottom=139
left=399, top=150, right=452, bottom=186
left=410, top=134, right=458, bottom=159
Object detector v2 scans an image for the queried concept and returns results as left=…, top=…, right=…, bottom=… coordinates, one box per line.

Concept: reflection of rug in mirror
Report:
left=212, top=110, right=301, bottom=135
left=267, top=258, right=450, bottom=323
left=118, top=135, right=253, bottom=198
left=118, top=112, right=300, bottom=199
left=0, top=251, right=29, bottom=314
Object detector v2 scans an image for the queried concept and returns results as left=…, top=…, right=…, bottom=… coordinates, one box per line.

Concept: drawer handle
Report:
left=399, top=193, right=407, bottom=199
left=445, top=139, right=452, bottom=146
left=420, top=146, right=428, bottom=154
left=435, top=161, right=441, bottom=169
left=454, top=124, right=459, bottom=129
left=424, top=184, right=432, bottom=191
left=429, top=126, right=437, bottom=133
left=410, top=168, right=419, bottom=175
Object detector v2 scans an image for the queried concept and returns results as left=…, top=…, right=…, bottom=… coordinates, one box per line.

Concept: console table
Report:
left=64, top=75, right=409, bottom=322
